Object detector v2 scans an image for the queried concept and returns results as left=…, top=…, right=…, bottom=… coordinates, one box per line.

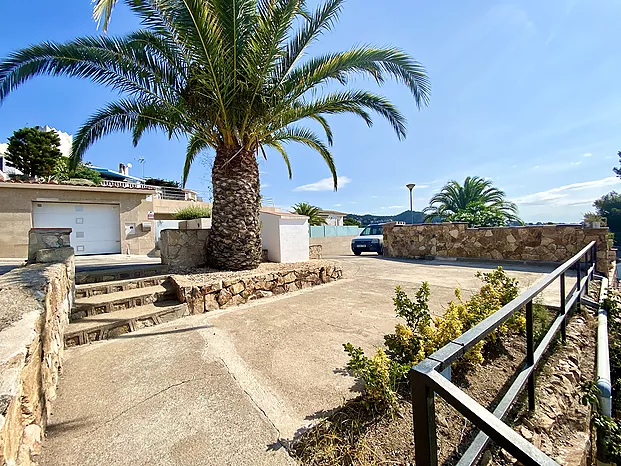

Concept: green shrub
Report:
left=174, top=205, right=212, bottom=220
left=342, top=344, right=408, bottom=410
left=581, top=380, right=621, bottom=463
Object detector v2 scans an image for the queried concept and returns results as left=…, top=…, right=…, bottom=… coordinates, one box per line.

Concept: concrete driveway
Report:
left=41, top=256, right=558, bottom=466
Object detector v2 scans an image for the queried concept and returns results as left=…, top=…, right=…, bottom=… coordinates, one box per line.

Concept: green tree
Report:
left=292, top=203, right=326, bottom=226
left=144, top=178, right=180, bottom=188
left=343, top=217, right=362, bottom=227
left=446, top=201, right=506, bottom=227
left=423, top=176, right=520, bottom=224
left=0, top=0, right=430, bottom=270
left=54, top=158, right=102, bottom=184
left=4, top=127, right=63, bottom=178
left=594, top=192, right=621, bottom=245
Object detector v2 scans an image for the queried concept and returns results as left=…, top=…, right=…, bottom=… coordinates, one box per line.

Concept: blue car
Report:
left=351, top=224, right=384, bottom=255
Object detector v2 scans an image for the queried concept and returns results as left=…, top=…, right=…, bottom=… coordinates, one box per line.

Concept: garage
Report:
left=32, top=202, right=121, bottom=255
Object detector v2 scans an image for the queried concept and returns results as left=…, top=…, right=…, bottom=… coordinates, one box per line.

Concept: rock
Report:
left=282, top=272, right=296, bottom=284
left=228, top=281, right=245, bottom=295
left=217, top=289, right=232, bottom=306
left=520, top=426, right=533, bottom=441
left=204, top=293, right=219, bottom=311
left=272, top=286, right=286, bottom=295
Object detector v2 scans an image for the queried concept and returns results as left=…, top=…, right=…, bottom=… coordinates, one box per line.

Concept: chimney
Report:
left=119, top=163, right=127, bottom=176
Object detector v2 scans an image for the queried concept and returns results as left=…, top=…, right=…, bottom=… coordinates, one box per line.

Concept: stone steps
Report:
left=72, top=284, right=175, bottom=320
left=75, top=265, right=169, bottom=285
left=64, top=301, right=189, bottom=347
left=75, top=275, right=170, bottom=299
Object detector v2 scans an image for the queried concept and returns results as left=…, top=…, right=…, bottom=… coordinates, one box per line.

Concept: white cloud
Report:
left=350, top=201, right=357, bottom=204
left=513, top=176, right=621, bottom=206
left=294, top=176, right=351, bottom=192
left=371, top=195, right=379, bottom=199
left=413, top=184, right=429, bottom=190
left=583, top=153, right=593, bottom=157
left=261, top=183, right=271, bottom=189
left=388, top=205, right=404, bottom=209
left=570, top=161, right=582, bottom=166
left=333, top=203, right=342, bottom=207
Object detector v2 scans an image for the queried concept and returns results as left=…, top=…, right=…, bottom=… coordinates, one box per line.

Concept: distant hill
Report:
left=345, top=210, right=425, bottom=226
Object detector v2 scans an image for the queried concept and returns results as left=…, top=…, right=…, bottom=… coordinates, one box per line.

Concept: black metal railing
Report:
left=411, top=241, right=598, bottom=466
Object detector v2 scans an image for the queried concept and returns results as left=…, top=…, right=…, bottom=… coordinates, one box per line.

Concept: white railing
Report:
left=99, top=180, right=197, bottom=201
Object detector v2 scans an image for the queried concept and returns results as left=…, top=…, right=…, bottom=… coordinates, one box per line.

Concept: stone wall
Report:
left=171, top=263, right=342, bottom=314
left=383, top=223, right=610, bottom=274
left=160, top=229, right=209, bottom=267
left=309, top=245, right=322, bottom=260
left=27, top=229, right=71, bottom=262
left=0, top=256, right=74, bottom=465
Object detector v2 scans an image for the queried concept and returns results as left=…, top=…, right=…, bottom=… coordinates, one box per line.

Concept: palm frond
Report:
left=268, top=126, right=337, bottom=190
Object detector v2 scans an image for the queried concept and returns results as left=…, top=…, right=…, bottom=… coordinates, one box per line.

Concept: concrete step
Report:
left=75, top=264, right=169, bottom=285
left=64, top=301, right=189, bottom=347
left=72, top=284, right=175, bottom=320
left=75, top=275, right=171, bottom=299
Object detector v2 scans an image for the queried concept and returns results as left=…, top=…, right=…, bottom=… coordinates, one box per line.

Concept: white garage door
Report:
left=33, top=202, right=121, bottom=255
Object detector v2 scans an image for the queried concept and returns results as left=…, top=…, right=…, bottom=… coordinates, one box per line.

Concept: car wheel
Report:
left=354, top=251, right=362, bottom=256
left=377, top=248, right=384, bottom=256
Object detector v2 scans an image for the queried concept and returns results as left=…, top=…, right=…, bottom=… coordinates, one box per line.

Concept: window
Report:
left=361, top=225, right=383, bottom=236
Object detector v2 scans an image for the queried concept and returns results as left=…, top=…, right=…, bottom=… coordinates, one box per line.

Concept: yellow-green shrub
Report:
left=344, top=267, right=524, bottom=406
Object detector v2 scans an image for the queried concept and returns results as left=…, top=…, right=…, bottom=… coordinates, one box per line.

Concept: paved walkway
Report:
left=41, top=256, right=559, bottom=465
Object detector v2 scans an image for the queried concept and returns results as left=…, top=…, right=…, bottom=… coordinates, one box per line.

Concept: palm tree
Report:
left=1, top=0, right=430, bottom=270
left=292, top=202, right=326, bottom=226
left=93, top=0, right=117, bottom=32
left=423, top=176, right=520, bottom=224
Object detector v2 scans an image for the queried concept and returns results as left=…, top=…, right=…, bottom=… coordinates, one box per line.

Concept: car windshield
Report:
left=361, top=225, right=382, bottom=236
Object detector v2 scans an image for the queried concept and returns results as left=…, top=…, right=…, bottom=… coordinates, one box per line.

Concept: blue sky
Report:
left=0, top=0, right=620, bottom=222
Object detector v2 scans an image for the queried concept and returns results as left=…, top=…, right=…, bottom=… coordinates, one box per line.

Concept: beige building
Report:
left=0, top=182, right=208, bottom=258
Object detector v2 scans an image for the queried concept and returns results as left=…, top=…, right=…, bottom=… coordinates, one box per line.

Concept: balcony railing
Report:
left=99, top=180, right=197, bottom=201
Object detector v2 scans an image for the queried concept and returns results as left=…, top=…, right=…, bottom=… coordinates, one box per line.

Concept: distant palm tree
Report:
left=423, top=176, right=520, bottom=224
left=292, top=203, right=326, bottom=226
left=1, top=0, right=430, bottom=270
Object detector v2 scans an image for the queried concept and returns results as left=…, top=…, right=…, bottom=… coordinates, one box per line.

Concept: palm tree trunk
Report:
left=207, top=145, right=262, bottom=270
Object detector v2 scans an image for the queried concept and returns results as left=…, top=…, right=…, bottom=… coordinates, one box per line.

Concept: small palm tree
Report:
left=1, top=0, right=430, bottom=270
left=292, top=202, right=326, bottom=226
left=423, top=176, right=520, bottom=224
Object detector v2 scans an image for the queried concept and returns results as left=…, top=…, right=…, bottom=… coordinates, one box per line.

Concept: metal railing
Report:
left=99, top=180, right=197, bottom=201
left=411, top=241, right=598, bottom=466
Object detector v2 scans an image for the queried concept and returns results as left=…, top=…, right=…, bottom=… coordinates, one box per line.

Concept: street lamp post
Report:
left=406, top=183, right=416, bottom=224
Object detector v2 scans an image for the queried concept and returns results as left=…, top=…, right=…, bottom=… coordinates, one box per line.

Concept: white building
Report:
left=318, top=209, right=348, bottom=226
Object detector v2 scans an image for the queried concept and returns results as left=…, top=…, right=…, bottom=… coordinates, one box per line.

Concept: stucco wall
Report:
left=153, top=199, right=212, bottom=220
left=279, top=218, right=309, bottom=263
left=0, top=184, right=155, bottom=258
left=0, top=256, right=74, bottom=465
left=310, top=235, right=357, bottom=256
left=383, top=223, right=610, bottom=274
left=260, top=212, right=282, bottom=263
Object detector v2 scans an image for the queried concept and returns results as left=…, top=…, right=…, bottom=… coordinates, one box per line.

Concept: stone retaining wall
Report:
left=160, top=229, right=209, bottom=267
left=309, top=245, right=322, bottom=260
left=171, top=263, right=342, bottom=314
left=0, top=257, right=74, bottom=465
left=384, top=223, right=610, bottom=274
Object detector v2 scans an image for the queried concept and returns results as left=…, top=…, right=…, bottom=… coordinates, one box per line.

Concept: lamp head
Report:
left=406, top=183, right=416, bottom=191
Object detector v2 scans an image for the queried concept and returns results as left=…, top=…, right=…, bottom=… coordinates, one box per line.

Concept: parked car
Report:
left=351, top=224, right=384, bottom=255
